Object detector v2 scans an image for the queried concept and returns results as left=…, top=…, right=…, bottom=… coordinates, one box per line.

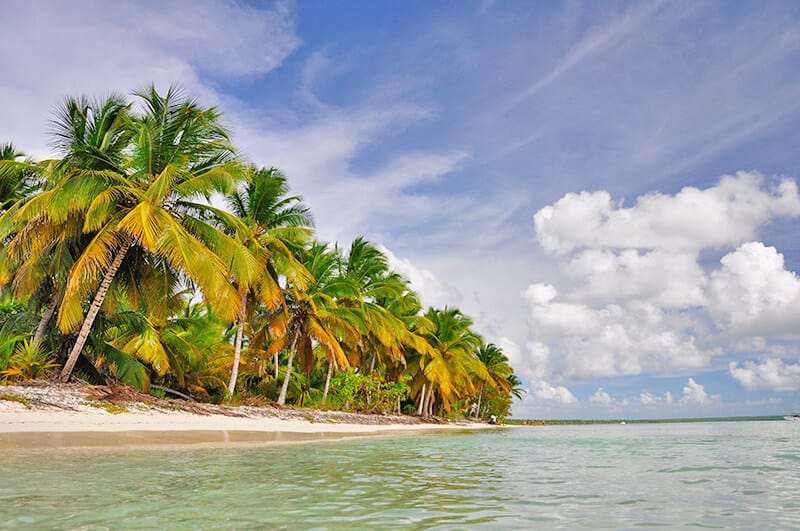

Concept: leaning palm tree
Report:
left=2, top=97, right=130, bottom=351
left=213, top=166, right=314, bottom=395
left=56, top=86, right=255, bottom=382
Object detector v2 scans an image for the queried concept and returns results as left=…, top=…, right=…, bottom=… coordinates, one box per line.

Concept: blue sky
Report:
left=1, top=0, right=799, bottom=418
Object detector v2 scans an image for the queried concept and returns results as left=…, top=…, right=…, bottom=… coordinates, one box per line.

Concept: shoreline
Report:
left=0, top=383, right=490, bottom=449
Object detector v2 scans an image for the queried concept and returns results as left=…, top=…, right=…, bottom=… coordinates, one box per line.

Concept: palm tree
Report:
left=215, top=166, right=313, bottom=396
left=268, top=242, right=359, bottom=405
left=56, top=86, right=254, bottom=382
left=412, top=307, right=485, bottom=416
left=473, top=343, right=513, bottom=418
left=3, top=96, right=131, bottom=354
left=0, top=143, right=38, bottom=213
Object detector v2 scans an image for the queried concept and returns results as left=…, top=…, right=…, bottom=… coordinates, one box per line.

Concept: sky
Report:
left=1, top=0, right=799, bottom=419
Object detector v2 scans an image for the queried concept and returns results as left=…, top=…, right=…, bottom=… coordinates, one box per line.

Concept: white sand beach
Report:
left=0, top=384, right=487, bottom=448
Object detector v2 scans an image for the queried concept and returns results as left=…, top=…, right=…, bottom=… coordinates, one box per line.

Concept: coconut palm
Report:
left=213, top=166, right=313, bottom=396
left=268, top=242, right=359, bottom=405
left=0, top=143, right=39, bottom=213
left=412, top=307, right=486, bottom=416
left=472, top=343, right=513, bottom=418
left=56, top=85, right=255, bottom=382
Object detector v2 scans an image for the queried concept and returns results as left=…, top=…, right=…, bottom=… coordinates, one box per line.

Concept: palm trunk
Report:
left=474, top=385, right=484, bottom=419
left=273, top=352, right=279, bottom=380
left=59, top=236, right=133, bottom=383
left=277, top=328, right=300, bottom=406
left=32, top=293, right=58, bottom=348
left=425, top=384, right=435, bottom=417
left=322, top=359, right=333, bottom=403
left=226, top=292, right=247, bottom=396
left=417, top=382, right=427, bottom=415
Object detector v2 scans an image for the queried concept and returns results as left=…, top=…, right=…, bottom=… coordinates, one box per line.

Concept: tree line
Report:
left=0, top=85, right=522, bottom=418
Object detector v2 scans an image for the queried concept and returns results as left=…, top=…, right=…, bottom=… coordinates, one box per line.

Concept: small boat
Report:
left=784, top=414, right=800, bottom=421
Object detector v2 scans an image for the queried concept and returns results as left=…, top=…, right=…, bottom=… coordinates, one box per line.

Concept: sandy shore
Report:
left=0, top=383, right=488, bottom=448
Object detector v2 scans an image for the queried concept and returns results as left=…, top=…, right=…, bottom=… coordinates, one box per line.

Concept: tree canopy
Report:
left=0, top=85, right=522, bottom=419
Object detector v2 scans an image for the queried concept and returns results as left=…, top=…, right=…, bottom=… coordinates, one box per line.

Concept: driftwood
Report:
left=151, top=385, right=195, bottom=402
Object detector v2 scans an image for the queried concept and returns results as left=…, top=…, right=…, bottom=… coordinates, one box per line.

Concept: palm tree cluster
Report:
left=0, top=86, right=522, bottom=418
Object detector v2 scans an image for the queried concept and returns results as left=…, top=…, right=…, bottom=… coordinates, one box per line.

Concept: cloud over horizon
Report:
left=515, top=174, right=800, bottom=409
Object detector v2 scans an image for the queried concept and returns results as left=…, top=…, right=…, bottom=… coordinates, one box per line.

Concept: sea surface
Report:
left=1, top=420, right=798, bottom=529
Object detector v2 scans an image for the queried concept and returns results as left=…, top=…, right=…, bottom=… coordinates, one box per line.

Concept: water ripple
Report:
left=1, top=422, right=799, bottom=529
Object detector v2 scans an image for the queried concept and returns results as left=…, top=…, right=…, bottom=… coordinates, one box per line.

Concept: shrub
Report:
left=327, top=371, right=410, bottom=413
left=0, top=340, right=60, bottom=381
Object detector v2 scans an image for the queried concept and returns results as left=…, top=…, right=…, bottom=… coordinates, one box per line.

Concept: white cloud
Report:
left=589, top=388, right=613, bottom=406
left=729, top=358, right=800, bottom=392
left=533, top=172, right=800, bottom=255
left=0, top=0, right=299, bottom=157
left=131, top=0, right=299, bottom=77
left=233, top=100, right=485, bottom=246
left=523, top=175, right=800, bottom=386
left=679, top=378, right=719, bottom=406
left=707, top=242, right=800, bottom=336
left=523, top=291, right=712, bottom=379
left=532, top=380, right=578, bottom=404
left=380, top=246, right=462, bottom=309
left=565, top=249, right=706, bottom=308
left=638, top=392, right=660, bottom=406
left=639, top=391, right=673, bottom=406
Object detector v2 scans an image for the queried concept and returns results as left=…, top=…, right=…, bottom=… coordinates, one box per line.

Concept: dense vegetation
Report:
left=0, top=86, right=522, bottom=419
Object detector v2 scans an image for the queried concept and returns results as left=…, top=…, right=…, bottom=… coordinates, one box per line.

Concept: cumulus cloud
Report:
left=517, top=174, right=800, bottom=389
left=533, top=172, right=800, bottom=254
left=639, top=392, right=659, bottom=406
left=565, top=249, right=706, bottom=308
left=707, top=242, right=800, bottom=336
left=532, top=381, right=578, bottom=404
left=729, top=358, right=800, bottom=391
left=588, top=388, right=613, bottom=406
left=523, top=285, right=712, bottom=379
left=639, top=391, right=673, bottom=406
left=679, top=378, right=719, bottom=406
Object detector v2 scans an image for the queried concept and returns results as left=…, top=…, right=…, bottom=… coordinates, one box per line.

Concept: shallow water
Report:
left=1, top=421, right=798, bottom=529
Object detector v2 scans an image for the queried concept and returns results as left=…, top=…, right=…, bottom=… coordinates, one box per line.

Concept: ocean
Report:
left=1, top=420, right=798, bottom=529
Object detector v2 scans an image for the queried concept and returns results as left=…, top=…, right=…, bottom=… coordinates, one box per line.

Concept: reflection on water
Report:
left=1, top=421, right=799, bottom=529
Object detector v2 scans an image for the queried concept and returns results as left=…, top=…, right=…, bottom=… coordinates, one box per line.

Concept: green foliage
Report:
left=0, top=302, right=34, bottom=371
left=327, top=370, right=410, bottom=413
left=148, top=387, right=167, bottom=399
left=1, top=339, right=59, bottom=381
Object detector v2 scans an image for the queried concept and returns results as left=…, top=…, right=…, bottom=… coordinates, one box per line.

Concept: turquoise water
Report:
left=1, top=421, right=798, bottom=529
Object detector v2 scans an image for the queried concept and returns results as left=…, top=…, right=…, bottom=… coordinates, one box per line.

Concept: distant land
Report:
left=507, top=416, right=786, bottom=425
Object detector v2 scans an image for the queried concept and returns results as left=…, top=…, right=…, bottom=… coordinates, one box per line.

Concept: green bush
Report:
left=327, top=371, right=410, bottom=413
left=1, top=340, right=59, bottom=381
